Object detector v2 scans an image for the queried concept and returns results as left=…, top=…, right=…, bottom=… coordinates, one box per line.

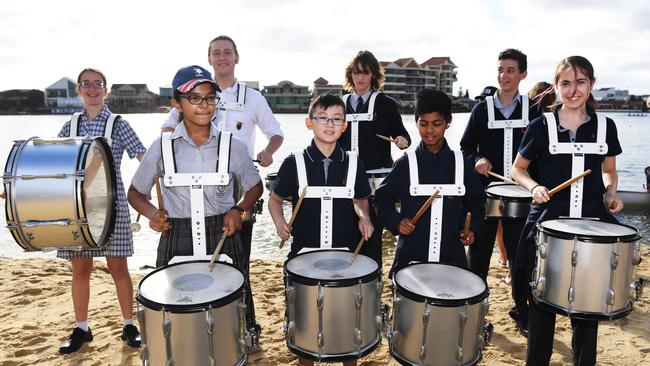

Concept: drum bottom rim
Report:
left=389, top=345, right=482, bottom=366
left=532, top=297, right=634, bottom=321
left=286, top=332, right=381, bottom=362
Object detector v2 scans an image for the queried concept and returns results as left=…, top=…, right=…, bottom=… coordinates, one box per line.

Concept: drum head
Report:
left=539, top=219, right=640, bottom=242
left=285, top=250, right=379, bottom=286
left=486, top=183, right=531, bottom=199
left=395, top=263, right=488, bottom=306
left=137, top=260, right=244, bottom=311
left=82, top=139, right=117, bottom=245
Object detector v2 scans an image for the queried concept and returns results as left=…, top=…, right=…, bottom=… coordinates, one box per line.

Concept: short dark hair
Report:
left=208, top=35, right=238, bottom=56
left=77, top=68, right=107, bottom=86
left=498, top=48, right=527, bottom=72
left=308, top=93, right=345, bottom=119
left=415, top=89, right=452, bottom=124
left=344, top=50, right=384, bottom=92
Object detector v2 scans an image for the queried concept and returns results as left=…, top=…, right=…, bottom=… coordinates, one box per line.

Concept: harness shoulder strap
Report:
left=217, top=131, right=232, bottom=174
left=344, top=151, right=358, bottom=190
left=161, top=131, right=175, bottom=174
left=70, top=112, right=82, bottom=137
left=103, top=114, right=118, bottom=145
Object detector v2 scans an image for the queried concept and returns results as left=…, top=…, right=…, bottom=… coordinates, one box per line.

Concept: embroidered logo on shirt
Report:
left=236, top=121, right=243, bottom=130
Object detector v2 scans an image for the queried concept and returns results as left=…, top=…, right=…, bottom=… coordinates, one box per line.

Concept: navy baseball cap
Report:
left=172, top=65, right=217, bottom=95
left=475, top=86, right=497, bottom=100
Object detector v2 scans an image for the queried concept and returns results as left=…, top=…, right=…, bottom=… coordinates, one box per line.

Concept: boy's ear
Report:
left=305, top=117, right=312, bottom=130
left=341, top=121, right=348, bottom=132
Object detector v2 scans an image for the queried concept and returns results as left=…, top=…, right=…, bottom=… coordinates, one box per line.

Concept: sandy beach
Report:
left=0, top=246, right=648, bottom=366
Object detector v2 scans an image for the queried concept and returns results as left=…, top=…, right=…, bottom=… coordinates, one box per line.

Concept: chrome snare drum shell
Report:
left=484, top=183, right=531, bottom=219
left=264, top=172, right=277, bottom=194
left=284, top=250, right=382, bottom=361
left=533, top=218, right=641, bottom=320
left=390, top=262, right=489, bottom=366
left=136, top=260, right=246, bottom=366
left=3, top=137, right=117, bottom=251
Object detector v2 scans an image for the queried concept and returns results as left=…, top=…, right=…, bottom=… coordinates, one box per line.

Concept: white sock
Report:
left=76, top=321, right=89, bottom=331
left=123, top=319, right=134, bottom=327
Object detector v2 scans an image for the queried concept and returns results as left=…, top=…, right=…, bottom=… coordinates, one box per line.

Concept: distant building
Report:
left=262, top=80, right=310, bottom=113
left=312, top=77, right=344, bottom=97
left=0, top=89, right=45, bottom=114
left=44, top=77, right=83, bottom=114
left=107, top=84, right=159, bottom=113
left=593, top=87, right=629, bottom=102
left=159, top=85, right=172, bottom=107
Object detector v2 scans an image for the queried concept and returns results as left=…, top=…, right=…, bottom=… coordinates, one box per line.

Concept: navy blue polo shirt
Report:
left=339, top=92, right=411, bottom=170
left=273, top=140, right=372, bottom=258
left=518, top=106, right=622, bottom=203
left=460, top=95, right=542, bottom=187
left=374, top=140, right=485, bottom=275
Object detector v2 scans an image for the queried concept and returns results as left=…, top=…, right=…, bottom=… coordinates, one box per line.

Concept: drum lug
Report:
left=354, top=286, right=362, bottom=309
left=316, top=285, right=324, bottom=356
left=568, top=287, right=575, bottom=304
left=422, top=304, right=430, bottom=325
left=534, top=277, right=546, bottom=296
left=610, top=252, right=620, bottom=270
left=285, top=285, right=295, bottom=302
left=419, top=344, right=428, bottom=363
left=607, top=289, right=616, bottom=306
left=634, top=278, right=645, bottom=301
left=285, top=321, right=295, bottom=341
left=162, top=310, right=174, bottom=365
left=456, top=345, right=464, bottom=364
left=206, top=310, right=214, bottom=335
left=136, top=306, right=148, bottom=363
left=538, top=242, right=547, bottom=259
left=571, top=249, right=578, bottom=266
left=354, top=328, right=362, bottom=347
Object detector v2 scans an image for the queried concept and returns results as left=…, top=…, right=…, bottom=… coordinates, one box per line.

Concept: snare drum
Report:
left=532, top=218, right=641, bottom=320
left=264, top=172, right=277, bottom=194
left=3, top=137, right=117, bottom=251
left=366, top=168, right=391, bottom=196
left=389, top=263, right=490, bottom=366
left=136, top=260, right=246, bottom=366
left=484, top=183, right=531, bottom=219
left=284, top=250, right=382, bottom=361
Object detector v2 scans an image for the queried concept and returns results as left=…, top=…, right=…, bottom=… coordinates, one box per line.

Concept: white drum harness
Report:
left=215, top=82, right=247, bottom=131
left=70, top=112, right=118, bottom=144
left=485, top=95, right=529, bottom=179
left=342, top=92, right=379, bottom=153
left=293, top=150, right=358, bottom=249
left=406, top=150, right=465, bottom=262
left=544, top=112, right=608, bottom=218
left=161, top=131, right=233, bottom=263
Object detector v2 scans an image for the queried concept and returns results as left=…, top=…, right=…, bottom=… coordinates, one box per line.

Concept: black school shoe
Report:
left=121, top=324, right=141, bottom=348
left=508, top=307, right=528, bottom=336
left=59, top=327, right=93, bottom=354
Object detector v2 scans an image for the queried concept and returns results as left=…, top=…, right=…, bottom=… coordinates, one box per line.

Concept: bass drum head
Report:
left=285, top=249, right=379, bottom=286
left=81, top=138, right=117, bottom=246
left=395, top=262, right=488, bottom=306
left=137, top=260, right=244, bottom=312
left=486, top=183, right=531, bottom=200
left=539, top=218, right=640, bottom=243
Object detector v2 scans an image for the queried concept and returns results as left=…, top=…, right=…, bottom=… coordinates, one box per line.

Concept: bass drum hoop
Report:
left=394, top=262, right=489, bottom=307
left=4, top=140, right=31, bottom=250
left=136, top=260, right=245, bottom=314
left=537, top=218, right=640, bottom=243
left=532, top=296, right=634, bottom=321
left=284, top=249, right=379, bottom=287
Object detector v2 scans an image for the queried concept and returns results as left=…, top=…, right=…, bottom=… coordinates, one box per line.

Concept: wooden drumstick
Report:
left=279, top=186, right=308, bottom=249
left=462, top=212, right=472, bottom=245
left=411, top=190, right=440, bottom=225
left=531, top=169, right=592, bottom=204
left=350, top=236, right=366, bottom=263
left=208, top=228, right=228, bottom=270
left=487, top=170, right=517, bottom=185
left=375, top=134, right=396, bottom=144
left=155, top=177, right=168, bottom=237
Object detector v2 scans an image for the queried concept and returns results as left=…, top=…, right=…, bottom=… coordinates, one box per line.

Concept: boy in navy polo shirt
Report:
left=375, top=89, right=484, bottom=277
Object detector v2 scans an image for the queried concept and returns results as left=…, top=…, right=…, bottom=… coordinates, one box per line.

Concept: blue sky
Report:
left=1, top=0, right=648, bottom=97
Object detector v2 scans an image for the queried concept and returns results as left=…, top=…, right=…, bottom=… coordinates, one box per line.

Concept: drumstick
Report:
left=375, top=134, right=396, bottom=144
left=411, top=190, right=440, bottom=225
left=130, top=213, right=141, bottom=232
left=208, top=228, right=228, bottom=270
left=350, top=236, right=366, bottom=263
left=155, top=177, right=168, bottom=237
left=279, top=186, right=308, bottom=249
left=531, top=169, right=592, bottom=204
left=462, top=212, right=472, bottom=245
left=487, top=171, right=517, bottom=185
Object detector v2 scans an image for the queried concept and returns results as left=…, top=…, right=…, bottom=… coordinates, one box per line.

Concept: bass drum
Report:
left=389, top=263, right=490, bottom=366
left=3, top=137, right=116, bottom=251
left=284, top=250, right=382, bottom=361
left=136, top=260, right=246, bottom=366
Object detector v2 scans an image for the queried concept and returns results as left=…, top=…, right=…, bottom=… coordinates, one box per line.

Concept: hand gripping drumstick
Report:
left=375, top=134, right=397, bottom=144
left=208, top=228, right=228, bottom=270
left=462, top=212, right=472, bottom=245
left=279, top=186, right=308, bottom=249
left=350, top=236, right=366, bottom=263
left=531, top=169, right=592, bottom=204
left=411, top=190, right=440, bottom=225
left=487, top=171, right=517, bottom=185
left=154, top=177, right=168, bottom=237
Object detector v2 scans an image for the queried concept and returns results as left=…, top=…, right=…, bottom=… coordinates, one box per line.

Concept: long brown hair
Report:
left=344, top=50, right=384, bottom=92
left=553, top=56, right=597, bottom=111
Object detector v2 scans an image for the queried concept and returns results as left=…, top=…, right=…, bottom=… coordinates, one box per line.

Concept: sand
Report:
left=0, top=247, right=648, bottom=366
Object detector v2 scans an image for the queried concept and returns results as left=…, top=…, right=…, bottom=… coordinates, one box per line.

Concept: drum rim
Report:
left=394, top=262, right=489, bottom=307
left=485, top=183, right=531, bottom=201
left=284, top=249, right=380, bottom=287
left=532, top=296, right=634, bottom=321
left=537, top=218, right=641, bottom=243
left=287, top=332, right=381, bottom=362
left=389, top=343, right=483, bottom=366
left=136, top=260, right=244, bottom=313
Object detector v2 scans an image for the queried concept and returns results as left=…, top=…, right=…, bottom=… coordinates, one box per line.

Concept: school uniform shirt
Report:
left=272, top=141, right=372, bottom=258
left=339, top=92, right=411, bottom=170
left=131, top=121, right=261, bottom=218
left=55, top=106, right=145, bottom=259
left=374, top=140, right=485, bottom=275
left=161, top=80, right=283, bottom=158
left=460, top=93, right=542, bottom=187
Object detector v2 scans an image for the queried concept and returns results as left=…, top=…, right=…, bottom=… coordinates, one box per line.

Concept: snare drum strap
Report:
left=294, top=149, right=357, bottom=248
left=215, top=82, right=247, bottom=131
left=342, top=92, right=379, bottom=153
left=544, top=112, right=607, bottom=217
left=161, top=131, right=232, bottom=261
left=69, top=112, right=118, bottom=146
left=486, top=95, right=529, bottom=179
left=406, top=149, right=465, bottom=262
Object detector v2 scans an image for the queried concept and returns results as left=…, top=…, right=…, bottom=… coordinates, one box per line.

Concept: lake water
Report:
left=1, top=112, right=648, bottom=270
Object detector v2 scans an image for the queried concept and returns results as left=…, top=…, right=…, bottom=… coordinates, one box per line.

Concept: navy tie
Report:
left=356, top=97, right=364, bottom=113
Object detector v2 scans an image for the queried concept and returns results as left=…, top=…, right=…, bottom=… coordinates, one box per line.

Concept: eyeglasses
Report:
left=180, top=94, right=218, bottom=105
left=79, top=81, right=105, bottom=89
left=312, top=116, right=345, bottom=126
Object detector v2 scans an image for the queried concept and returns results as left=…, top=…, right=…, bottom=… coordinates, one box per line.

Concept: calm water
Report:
left=1, top=113, right=648, bottom=270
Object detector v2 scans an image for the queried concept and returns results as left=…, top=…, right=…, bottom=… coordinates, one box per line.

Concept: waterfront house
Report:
left=262, top=80, right=310, bottom=113
left=44, top=77, right=83, bottom=114
left=0, top=89, right=45, bottom=114
left=106, top=84, right=159, bottom=113
left=312, top=77, right=344, bottom=97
